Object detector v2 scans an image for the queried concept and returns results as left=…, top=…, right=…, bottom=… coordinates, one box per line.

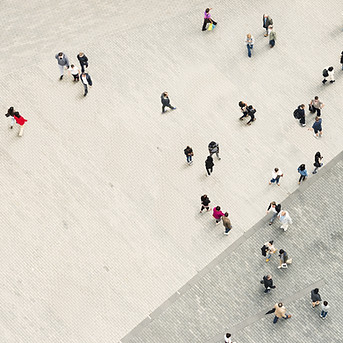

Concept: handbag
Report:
left=208, top=23, right=215, bottom=31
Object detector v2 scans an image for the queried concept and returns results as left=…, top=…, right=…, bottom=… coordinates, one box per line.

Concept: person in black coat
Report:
left=205, top=156, right=214, bottom=176
left=80, top=72, right=93, bottom=96
left=77, top=52, right=89, bottom=73
left=161, top=92, right=176, bottom=113
left=263, top=14, right=273, bottom=37
left=260, top=275, right=276, bottom=293
left=200, top=195, right=211, bottom=213
left=340, top=51, right=343, bottom=70
left=297, top=104, right=306, bottom=126
left=184, top=146, right=194, bottom=165
left=312, top=152, right=323, bottom=174
left=246, top=105, right=256, bottom=125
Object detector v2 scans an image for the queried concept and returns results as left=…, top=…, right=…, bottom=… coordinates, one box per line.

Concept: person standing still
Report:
left=68, top=64, right=80, bottom=82
left=312, top=152, right=323, bottom=174
left=278, top=211, right=292, bottom=231
left=245, top=34, right=254, bottom=58
left=55, top=52, right=70, bottom=80
left=322, top=66, right=335, bottom=84
left=340, top=51, right=343, bottom=70
left=311, top=288, right=322, bottom=308
left=269, top=26, right=276, bottom=47
left=200, top=195, right=211, bottom=213
left=80, top=72, right=93, bottom=97
left=264, top=240, right=277, bottom=262
left=184, top=146, right=194, bottom=165
left=295, top=104, right=306, bottom=126
left=263, top=14, right=273, bottom=37
left=266, top=201, right=281, bottom=225
left=308, top=116, right=323, bottom=138
left=202, top=8, right=217, bottom=31
left=223, top=212, right=232, bottom=235
left=161, top=92, right=176, bottom=113
left=213, top=206, right=225, bottom=224
left=77, top=52, right=89, bottom=73
left=224, top=333, right=236, bottom=343
left=277, top=249, right=289, bottom=268
left=205, top=156, right=214, bottom=176
left=309, top=96, right=324, bottom=116
left=320, top=301, right=329, bottom=319
left=269, top=168, right=283, bottom=186
left=297, top=164, right=308, bottom=184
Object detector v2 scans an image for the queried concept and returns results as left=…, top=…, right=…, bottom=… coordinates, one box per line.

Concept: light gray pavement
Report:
left=0, top=0, right=342, bottom=342
left=122, top=152, right=343, bottom=342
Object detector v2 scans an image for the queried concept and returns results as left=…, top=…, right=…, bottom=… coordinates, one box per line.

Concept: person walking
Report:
left=184, top=146, right=194, bottom=165
left=320, top=301, right=329, bottom=319
left=322, top=66, right=335, bottom=84
left=264, top=241, right=277, bottom=262
left=297, top=164, right=308, bottom=184
left=266, top=201, right=281, bottom=225
left=309, top=116, right=323, bottom=138
left=239, top=101, right=249, bottom=120
left=80, top=72, right=93, bottom=96
left=224, top=333, right=236, bottom=343
left=213, top=206, right=225, bottom=224
left=309, top=96, right=324, bottom=116
left=246, top=105, right=256, bottom=125
left=340, top=51, right=343, bottom=70
left=294, top=104, right=306, bottom=126
left=77, top=52, right=89, bottom=73
left=272, top=303, right=291, bottom=323
left=205, top=156, right=214, bottom=176
left=312, top=152, right=323, bottom=174
left=55, top=52, right=70, bottom=80
left=311, top=288, right=322, bottom=308
left=277, top=249, right=290, bottom=268
left=260, top=275, right=276, bottom=293
left=68, top=64, right=80, bottom=82
left=278, top=211, right=292, bottom=231
left=5, top=107, right=27, bottom=136
left=200, top=195, right=211, bottom=213
left=269, top=26, right=276, bottom=47
left=161, top=92, right=176, bottom=113
left=269, top=168, right=283, bottom=186
left=244, top=34, right=254, bottom=58
left=208, top=141, right=221, bottom=160
left=263, top=14, right=273, bottom=37
left=222, top=212, right=232, bottom=235
left=202, top=8, right=217, bottom=31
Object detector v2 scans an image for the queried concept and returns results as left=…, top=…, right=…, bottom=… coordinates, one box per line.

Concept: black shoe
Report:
left=330, top=80, right=335, bottom=83
left=322, top=79, right=327, bottom=84
left=60, top=75, right=63, bottom=80
left=84, top=93, right=87, bottom=97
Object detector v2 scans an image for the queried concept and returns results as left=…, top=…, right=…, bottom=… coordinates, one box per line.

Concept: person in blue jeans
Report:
left=321, top=301, right=329, bottom=319
left=308, top=116, right=323, bottom=138
left=184, top=146, right=194, bottom=165
left=272, top=303, right=291, bottom=323
left=244, top=34, right=255, bottom=58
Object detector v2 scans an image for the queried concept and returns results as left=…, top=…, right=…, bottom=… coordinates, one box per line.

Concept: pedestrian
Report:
left=278, top=211, right=292, bottom=231
left=222, top=212, right=232, bottom=235
left=277, top=249, right=291, bottom=268
left=202, top=8, right=217, bottom=31
left=260, top=275, right=276, bottom=293
left=320, top=301, right=329, bottom=319
left=208, top=141, right=221, bottom=160
left=308, top=116, right=323, bottom=138
left=264, top=241, right=277, bottom=262
left=184, top=146, right=194, bottom=165
left=55, top=52, right=70, bottom=80
left=294, top=104, right=306, bottom=127
left=224, top=333, right=236, bottom=343
left=309, top=96, right=324, bottom=116
left=297, top=164, right=308, bottom=184
left=68, top=64, right=80, bottom=82
left=200, top=195, right=211, bottom=213
left=246, top=105, right=256, bottom=125
left=272, top=303, right=291, bottom=323
left=266, top=201, right=282, bottom=225
left=245, top=33, right=254, bottom=58
left=269, top=168, right=283, bottom=186
left=213, top=206, right=225, bottom=224
left=263, top=14, right=273, bottom=37
left=5, top=107, right=27, bottom=136
left=311, top=288, right=322, bottom=308
left=80, top=72, right=93, bottom=97
left=239, top=101, right=249, bottom=120
left=161, top=92, right=176, bottom=113
left=269, top=26, right=276, bottom=47
left=340, top=51, right=343, bottom=70
left=322, top=66, right=335, bottom=84
left=77, top=52, right=89, bottom=73
left=205, top=156, right=214, bottom=176
left=312, top=152, right=323, bottom=174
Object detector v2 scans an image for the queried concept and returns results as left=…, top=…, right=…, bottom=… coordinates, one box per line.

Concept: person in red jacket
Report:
left=213, top=206, right=225, bottom=224
left=6, top=107, right=27, bottom=128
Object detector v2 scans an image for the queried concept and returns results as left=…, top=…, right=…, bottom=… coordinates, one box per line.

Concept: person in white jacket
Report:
left=245, top=33, right=255, bottom=58
left=322, top=66, right=335, bottom=84
left=278, top=211, right=292, bottom=231
left=224, top=333, right=236, bottom=343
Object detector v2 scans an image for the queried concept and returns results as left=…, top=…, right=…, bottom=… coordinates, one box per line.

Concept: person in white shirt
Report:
left=224, top=333, right=236, bottom=343
left=322, top=66, right=335, bottom=84
left=269, top=167, right=283, bottom=186
left=278, top=211, right=292, bottom=231
left=320, top=301, right=329, bottom=319
left=80, top=72, right=93, bottom=96
left=68, top=64, right=80, bottom=82
left=245, top=33, right=255, bottom=58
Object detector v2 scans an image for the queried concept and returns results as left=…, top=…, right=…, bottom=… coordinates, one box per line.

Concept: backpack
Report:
left=322, top=69, right=329, bottom=77
left=293, top=109, right=300, bottom=119
left=261, top=245, right=267, bottom=256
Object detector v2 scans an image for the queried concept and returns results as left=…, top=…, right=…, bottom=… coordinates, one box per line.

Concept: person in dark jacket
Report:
left=260, top=275, right=276, bottom=293
left=277, top=249, right=289, bottom=269
left=340, top=51, right=343, bottom=70
left=208, top=141, right=221, bottom=160
left=311, top=288, right=322, bottom=308
left=239, top=101, right=249, bottom=120
left=296, top=104, right=306, bottom=126
left=80, top=72, right=93, bottom=96
left=77, top=52, right=89, bottom=73
left=161, top=92, right=176, bottom=113
left=200, top=194, right=211, bottom=213
left=205, top=156, right=214, bottom=176
left=312, top=152, right=323, bottom=174
left=246, top=105, right=256, bottom=125
left=266, top=201, right=281, bottom=225
left=184, top=146, right=194, bottom=165
left=308, top=116, right=323, bottom=138
left=263, top=14, right=273, bottom=37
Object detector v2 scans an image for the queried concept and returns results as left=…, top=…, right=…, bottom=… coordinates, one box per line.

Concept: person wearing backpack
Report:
left=208, top=141, right=221, bottom=160
left=266, top=201, right=281, bottom=225
left=322, top=66, right=335, bottom=84
left=294, top=104, right=305, bottom=126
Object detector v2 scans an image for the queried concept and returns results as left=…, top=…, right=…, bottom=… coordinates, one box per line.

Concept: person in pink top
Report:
left=213, top=206, right=225, bottom=224
left=202, top=8, right=217, bottom=31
